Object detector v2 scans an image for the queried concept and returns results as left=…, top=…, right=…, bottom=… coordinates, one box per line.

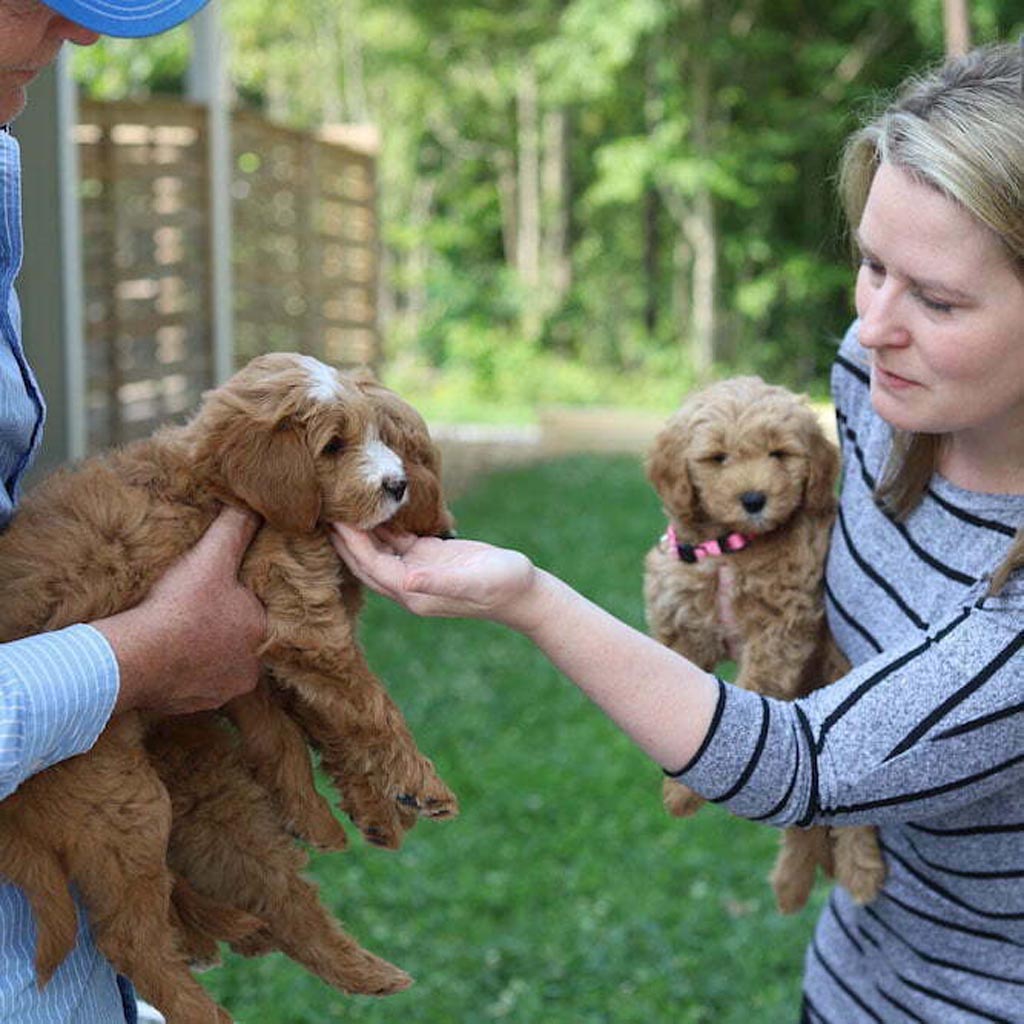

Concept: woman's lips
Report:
left=874, top=364, right=919, bottom=390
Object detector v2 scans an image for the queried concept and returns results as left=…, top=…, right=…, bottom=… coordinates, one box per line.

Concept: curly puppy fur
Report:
left=643, top=376, right=884, bottom=914
left=0, top=353, right=456, bottom=1022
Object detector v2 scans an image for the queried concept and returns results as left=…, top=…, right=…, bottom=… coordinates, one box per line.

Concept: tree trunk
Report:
left=943, top=0, right=971, bottom=57
left=643, top=186, right=659, bottom=335
left=684, top=190, right=716, bottom=382
left=684, top=11, right=716, bottom=381
left=541, top=107, right=572, bottom=310
left=311, top=0, right=345, bottom=124
left=495, top=148, right=517, bottom=271
left=516, top=65, right=542, bottom=338
left=403, top=176, right=436, bottom=338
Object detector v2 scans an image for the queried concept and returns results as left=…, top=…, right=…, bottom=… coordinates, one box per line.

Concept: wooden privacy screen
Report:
left=76, top=98, right=379, bottom=452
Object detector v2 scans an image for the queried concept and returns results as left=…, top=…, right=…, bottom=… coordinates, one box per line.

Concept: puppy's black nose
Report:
left=740, top=491, right=766, bottom=514
left=384, top=477, right=407, bottom=503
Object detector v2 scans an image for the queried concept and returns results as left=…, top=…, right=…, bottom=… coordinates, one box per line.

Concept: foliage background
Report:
left=73, top=1, right=1023, bottom=419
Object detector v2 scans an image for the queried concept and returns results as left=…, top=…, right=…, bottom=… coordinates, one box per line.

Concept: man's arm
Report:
left=0, top=624, right=118, bottom=800
left=0, top=507, right=267, bottom=799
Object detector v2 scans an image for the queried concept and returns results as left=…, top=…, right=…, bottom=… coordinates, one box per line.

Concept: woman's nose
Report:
left=856, top=271, right=910, bottom=349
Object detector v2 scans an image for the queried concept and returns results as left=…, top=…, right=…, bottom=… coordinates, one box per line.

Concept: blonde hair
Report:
left=837, top=42, right=1024, bottom=593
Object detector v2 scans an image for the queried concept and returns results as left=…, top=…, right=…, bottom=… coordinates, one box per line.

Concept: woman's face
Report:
left=0, top=1, right=99, bottom=124
left=855, top=161, right=1024, bottom=481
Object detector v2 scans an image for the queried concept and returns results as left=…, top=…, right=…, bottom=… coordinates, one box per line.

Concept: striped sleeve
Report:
left=670, top=599, right=1024, bottom=829
left=0, top=624, right=119, bottom=800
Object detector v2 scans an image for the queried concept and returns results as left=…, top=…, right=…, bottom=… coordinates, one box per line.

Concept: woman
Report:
left=334, top=43, right=1024, bottom=1021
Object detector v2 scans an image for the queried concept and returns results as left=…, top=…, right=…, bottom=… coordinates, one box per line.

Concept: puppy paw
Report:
left=287, top=808, right=350, bottom=852
left=230, top=926, right=276, bottom=958
left=835, top=850, right=886, bottom=905
left=833, top=825, right=886, bottom=905
left=342, top=792, right=416, bottom=850
left=345, top=783, right=457, bottom=850
left=771, top=866, right=816, bottom=915
left=395, top=777, right=459, bottom=821
left=341, top=952, right=413, bottom=996
left=661, top=777, right=705, bottom=818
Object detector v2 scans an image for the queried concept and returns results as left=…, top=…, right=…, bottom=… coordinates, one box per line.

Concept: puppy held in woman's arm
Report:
left=643, top=376, right=885, bottom=913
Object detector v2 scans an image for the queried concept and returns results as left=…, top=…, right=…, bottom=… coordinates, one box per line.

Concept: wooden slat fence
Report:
left=76, top=98, right=379, bottom=453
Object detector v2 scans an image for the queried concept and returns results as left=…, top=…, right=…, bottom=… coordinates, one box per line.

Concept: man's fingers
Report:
left=199, top=505, right=262, bottom=571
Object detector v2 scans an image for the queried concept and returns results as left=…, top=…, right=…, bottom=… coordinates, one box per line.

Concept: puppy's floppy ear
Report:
left=802, top=421, right=840, bottom=516
left=645, top=421, right=699, bottom=523
left=217, top=417, right=322, bottom=534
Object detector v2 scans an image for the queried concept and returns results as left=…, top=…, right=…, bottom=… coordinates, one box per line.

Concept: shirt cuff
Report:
left=0, top=623, right=120, bottom=795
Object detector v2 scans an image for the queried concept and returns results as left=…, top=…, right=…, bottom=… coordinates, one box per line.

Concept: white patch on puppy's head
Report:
left=300, top=355, right=344, bottom=402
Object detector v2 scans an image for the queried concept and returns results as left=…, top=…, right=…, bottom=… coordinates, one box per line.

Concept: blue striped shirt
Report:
left=0, top=126, right=127, bottom=1022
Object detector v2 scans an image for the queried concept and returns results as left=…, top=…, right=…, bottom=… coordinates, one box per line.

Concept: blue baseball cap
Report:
left=43, top=0, right=212, bottom=38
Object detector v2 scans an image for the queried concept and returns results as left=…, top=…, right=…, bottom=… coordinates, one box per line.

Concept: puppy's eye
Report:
left=769, top=449, right=787, bottom=459
left=322, top=437, right=346, bottom=456
left=708, top=453, right=727, bottom=465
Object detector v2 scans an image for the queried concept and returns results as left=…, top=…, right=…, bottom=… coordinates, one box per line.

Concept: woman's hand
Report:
left=334, top=524, right=720, bottom=773
left=330, top=524, right=539, bottom=629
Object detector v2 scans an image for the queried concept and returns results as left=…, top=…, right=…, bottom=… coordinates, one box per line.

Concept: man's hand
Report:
left=96, top=506, right=267, bottom=715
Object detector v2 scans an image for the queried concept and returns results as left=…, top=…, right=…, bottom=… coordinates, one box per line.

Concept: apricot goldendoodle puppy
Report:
left=0, top=354, right=456, bottom=1023
left=643, top=376, right=884, bottom=914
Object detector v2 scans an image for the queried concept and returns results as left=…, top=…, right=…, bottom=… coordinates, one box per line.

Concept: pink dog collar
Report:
left=663, top=523, right=754, bottom=564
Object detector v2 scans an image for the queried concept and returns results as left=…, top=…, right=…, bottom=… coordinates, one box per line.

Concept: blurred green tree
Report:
left=73, top=0, right=1024, bottom=405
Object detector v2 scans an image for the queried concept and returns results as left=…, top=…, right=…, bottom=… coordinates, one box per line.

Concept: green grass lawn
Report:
left=203, top=455, right=823, bottom=1022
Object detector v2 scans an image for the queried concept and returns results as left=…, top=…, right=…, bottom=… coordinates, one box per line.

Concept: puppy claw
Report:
left=362, top=824, right=402, bottom=850
left=425, top=804, right=457, bottom=820
left=396, top=792, right=459, bottom=820
left=355, top=961, right=413, bottom=997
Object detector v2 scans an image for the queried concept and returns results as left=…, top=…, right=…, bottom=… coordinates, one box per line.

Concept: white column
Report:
left=188, top=5, right=234, bottom=384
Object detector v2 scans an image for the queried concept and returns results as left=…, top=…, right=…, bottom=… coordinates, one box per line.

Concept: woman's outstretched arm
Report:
left=331, top=524, right=719, bottom=774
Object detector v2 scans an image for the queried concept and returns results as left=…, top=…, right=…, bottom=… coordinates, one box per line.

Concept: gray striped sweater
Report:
left=674, top=321, right=1024, bottom=1022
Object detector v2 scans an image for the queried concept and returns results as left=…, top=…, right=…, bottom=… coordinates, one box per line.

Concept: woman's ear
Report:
left=218, top=418, right=322, bottom=533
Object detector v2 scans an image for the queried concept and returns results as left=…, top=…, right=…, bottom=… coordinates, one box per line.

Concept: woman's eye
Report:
left=917, top=293, right=954, bottom=315
left=322, top=437, right=346, bottom=455
left=860, top=257, right=885, bottom=278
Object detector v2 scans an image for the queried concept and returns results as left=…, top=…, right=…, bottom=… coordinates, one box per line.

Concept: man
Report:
left=0, top=2, right=267, bottom=1020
